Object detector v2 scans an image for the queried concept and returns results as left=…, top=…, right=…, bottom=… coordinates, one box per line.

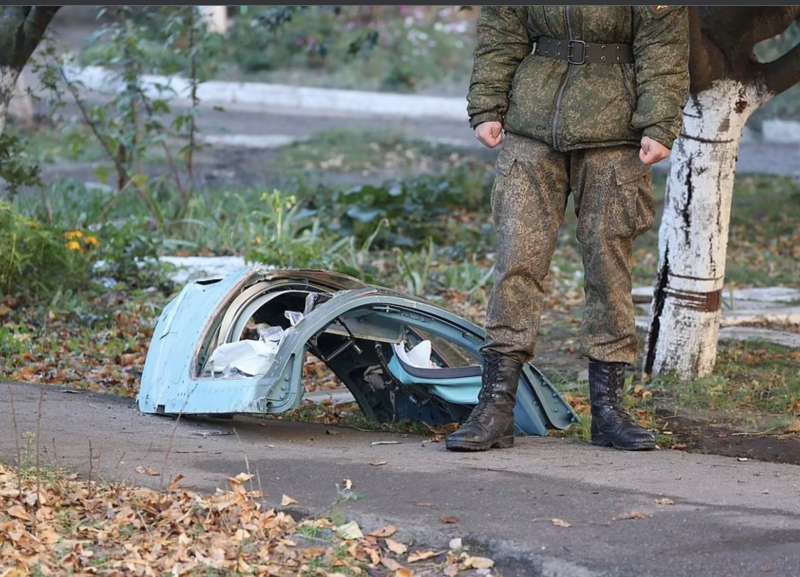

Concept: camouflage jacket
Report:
left=467, top=6, right=689, bottom=151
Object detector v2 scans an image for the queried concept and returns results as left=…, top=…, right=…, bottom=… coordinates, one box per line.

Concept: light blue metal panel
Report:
left=138, top=267, right=579, bottom=436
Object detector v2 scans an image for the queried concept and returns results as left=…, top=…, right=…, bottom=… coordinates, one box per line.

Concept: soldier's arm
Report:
left=630, top=6, right=690, bottom=149
left=467, top=6, right=530, bottom=129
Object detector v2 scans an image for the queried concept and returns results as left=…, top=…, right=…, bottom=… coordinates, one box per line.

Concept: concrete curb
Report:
left=64, top=65, right=469, bottom=122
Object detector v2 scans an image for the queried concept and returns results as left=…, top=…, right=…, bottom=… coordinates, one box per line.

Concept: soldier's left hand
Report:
left=639, top=136, right=670, bottom=165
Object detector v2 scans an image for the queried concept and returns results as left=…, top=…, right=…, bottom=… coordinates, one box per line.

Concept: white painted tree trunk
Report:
left=645, top=80, right=772, bottom=379
left=198, top=6, right=229, bottom=34
left=0, top=65, right=20, bottom=136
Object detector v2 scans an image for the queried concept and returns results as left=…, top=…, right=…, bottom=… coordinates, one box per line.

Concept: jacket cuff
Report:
left=469, top=111, right=503, bottom=129
left=643, top=125, right=677, bottom=149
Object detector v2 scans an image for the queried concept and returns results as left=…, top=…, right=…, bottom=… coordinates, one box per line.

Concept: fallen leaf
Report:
left=381, top=557, right=402, bottom=571
left=439, top=515, right=459, bottom=524
left=134, top=465, right=160, bottom=476
left=369, top=525, right=397, bottom=538
left=168, top=474, right=185, bottom=492
left=655, top=498, right=675, bottom=506
left=281, top=494, right=298, bottom=507
left=407, top=550, right=439, bottom=562
left=8, top=505, right=32, bottom=522
left=386, top=538, right=408, bottom=555
left=0, top=304, right=11, bottom=318
left=464, top=556, right=495, bottom=569
left=551, top=518, right=571, bottom=528
left=229, top=472, right=253, bottom=484
left=614, top=511, right=651, bottom=520
left=336, top=521, right=363, bottom=540
left=448, top=537, right=462, bottom=550
left=395, top=569, right=413, bottom=577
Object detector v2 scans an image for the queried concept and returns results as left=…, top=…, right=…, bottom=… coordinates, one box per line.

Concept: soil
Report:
left=657, top=410, right=800, bottom=465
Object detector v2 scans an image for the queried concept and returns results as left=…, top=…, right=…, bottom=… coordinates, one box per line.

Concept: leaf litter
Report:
left=0, top=463, right=496, bottom=577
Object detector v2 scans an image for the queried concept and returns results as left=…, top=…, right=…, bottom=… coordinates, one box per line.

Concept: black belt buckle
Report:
left=567, top=39, right=586, bottom=65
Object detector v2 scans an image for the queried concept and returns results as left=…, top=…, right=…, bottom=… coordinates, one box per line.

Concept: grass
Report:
left=646, top=340, right=800, bottom=430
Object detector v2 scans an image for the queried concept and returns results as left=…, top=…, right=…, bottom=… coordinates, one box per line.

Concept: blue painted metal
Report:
left=138, top=267, right=579, bottom=435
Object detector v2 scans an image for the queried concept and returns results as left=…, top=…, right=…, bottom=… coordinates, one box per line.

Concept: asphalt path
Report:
left=3, top=382, right=799, bottom=577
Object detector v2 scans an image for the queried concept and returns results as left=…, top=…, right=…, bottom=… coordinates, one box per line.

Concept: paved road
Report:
left=3, top=382, right=799, bottom=577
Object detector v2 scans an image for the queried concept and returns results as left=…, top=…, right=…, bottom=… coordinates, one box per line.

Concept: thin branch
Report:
left=58, top=64, right=163, bottom=225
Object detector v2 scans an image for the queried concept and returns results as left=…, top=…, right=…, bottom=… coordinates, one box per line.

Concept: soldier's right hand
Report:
left=474, top=121, right=504, bottom=148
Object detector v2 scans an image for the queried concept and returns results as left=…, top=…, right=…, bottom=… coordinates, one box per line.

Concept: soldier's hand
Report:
left=639, top=136, right=670, bottom=165
left=475, top=121, right=504, bottom=149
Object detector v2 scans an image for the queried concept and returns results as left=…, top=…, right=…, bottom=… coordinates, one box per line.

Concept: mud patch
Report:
left=657, top=411, right=800, bottom=465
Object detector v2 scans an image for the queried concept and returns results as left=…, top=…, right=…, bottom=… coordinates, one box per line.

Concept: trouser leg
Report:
left=483, top=133, right=570, bottom=363
left=571, top=146, right=655, bottom=365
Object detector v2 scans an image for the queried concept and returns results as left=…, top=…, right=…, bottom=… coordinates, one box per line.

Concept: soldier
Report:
left=447, top=6, right=689, bottom=452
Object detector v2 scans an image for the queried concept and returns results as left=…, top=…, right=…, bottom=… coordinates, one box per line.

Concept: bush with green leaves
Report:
left=0, top=132, right=42, bottom=199
left=321, top=166, right=490, bottom=249
left=0, top=202, right=91, bottom=299
left=243, top=190, right=384, bottom=281
left=93, top=219, right=169, bottom=290
left=35, top=6, right=221, bottom=225
left=226, top=6, right=474, bottom=92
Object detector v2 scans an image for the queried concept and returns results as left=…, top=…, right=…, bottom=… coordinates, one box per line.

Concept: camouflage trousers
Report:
left=484, top=132, right=655, bottom=365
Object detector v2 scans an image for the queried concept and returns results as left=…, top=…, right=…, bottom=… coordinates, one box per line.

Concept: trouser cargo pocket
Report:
left=611, top=159, right=654, bottom=238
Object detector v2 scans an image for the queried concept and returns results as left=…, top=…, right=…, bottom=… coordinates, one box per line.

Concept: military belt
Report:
left=535, top=37, right=634, bottom=65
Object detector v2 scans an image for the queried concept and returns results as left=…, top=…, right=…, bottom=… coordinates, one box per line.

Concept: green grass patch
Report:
left=646, top=340, right=800, bottom=431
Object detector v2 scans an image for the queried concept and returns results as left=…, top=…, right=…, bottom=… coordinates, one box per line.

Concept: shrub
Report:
left=93, top=219, right=169, bottom=290
left=0, top=202, right=92, bottom=299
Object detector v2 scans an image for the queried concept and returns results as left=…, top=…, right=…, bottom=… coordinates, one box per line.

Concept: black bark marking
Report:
left=734, top=85, right=748, bottom=114
left=690, top=93, right=703, bottom=117
left=682, top=156, right=694, bottom=246
left=679, top=133, right=736, bottom=144
left=644, top=248, right=670, bottom=375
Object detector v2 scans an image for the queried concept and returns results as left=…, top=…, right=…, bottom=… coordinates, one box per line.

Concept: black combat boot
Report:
left=446, top=351, right=522, bottom=452
left=589, top=360, right=656, bottom=450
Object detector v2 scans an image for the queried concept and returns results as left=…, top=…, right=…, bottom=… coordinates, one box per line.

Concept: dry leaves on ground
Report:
left=0, top=463, right=495, bottom=577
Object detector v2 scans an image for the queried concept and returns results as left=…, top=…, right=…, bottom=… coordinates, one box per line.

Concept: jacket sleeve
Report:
left=631, top=6, right=690, bottom=149
left=467, top=6, right=531, bottom=129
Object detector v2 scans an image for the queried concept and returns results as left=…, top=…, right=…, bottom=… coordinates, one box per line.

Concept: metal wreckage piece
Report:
left=138, top=268, right=578, bottom=436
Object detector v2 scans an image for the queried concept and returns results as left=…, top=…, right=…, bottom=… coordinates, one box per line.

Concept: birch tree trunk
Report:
left=644, top=81, right=770, bottom=378
left=644, top=7, right=800, bottom=379
left=0, top=66, right=20, bottom=135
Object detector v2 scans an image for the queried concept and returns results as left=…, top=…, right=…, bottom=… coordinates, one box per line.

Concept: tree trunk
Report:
left=0, top=6, right=60, bottom=136
left=644, top=80, right=771, bottom=378
left=0, top=66, right=20, bottom=135
left=198, top=6, right=228, bottom=34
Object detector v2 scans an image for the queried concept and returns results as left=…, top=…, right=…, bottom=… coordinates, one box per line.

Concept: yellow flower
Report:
left=64, top=230, right=84, bottom=240
left=84, top=235, right=100, bottom=247
left=66, top=240, right=82, bottom=252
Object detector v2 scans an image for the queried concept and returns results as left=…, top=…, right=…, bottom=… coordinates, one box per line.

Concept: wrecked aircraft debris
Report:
left=138, top=268, right=578, bottom=435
